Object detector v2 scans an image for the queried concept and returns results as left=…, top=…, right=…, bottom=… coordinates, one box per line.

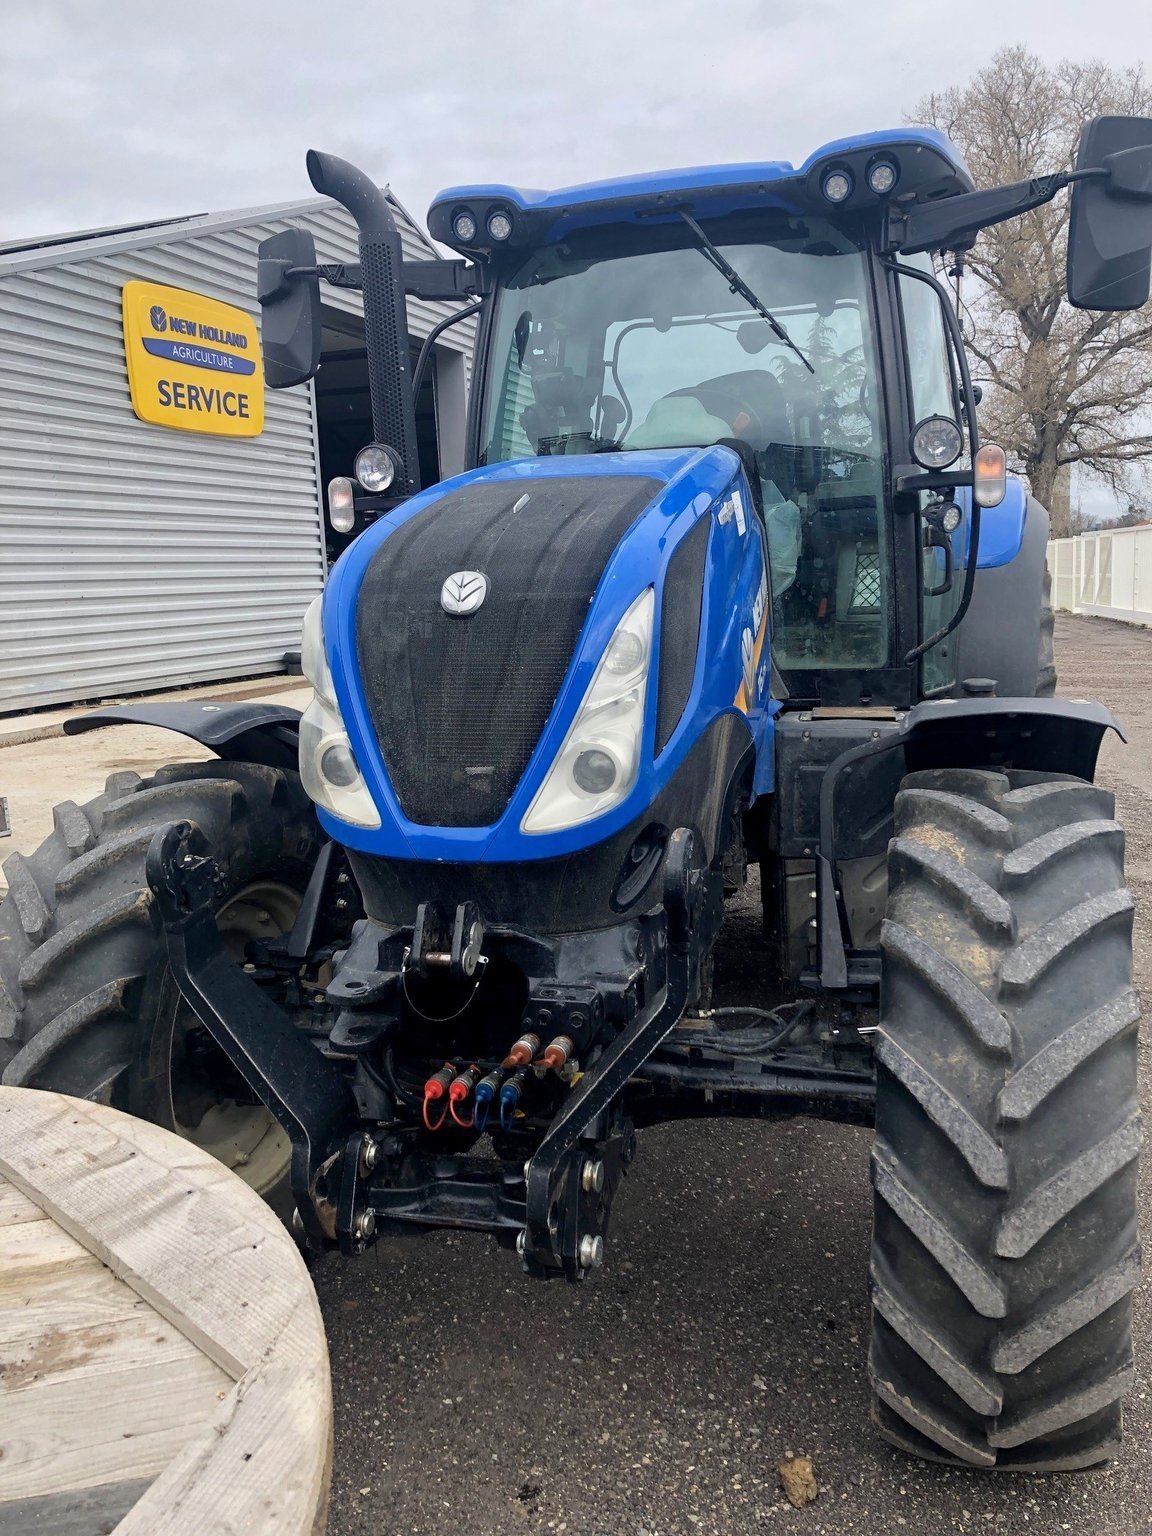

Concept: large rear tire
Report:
left=869, top=767, right=1140, bottom=1469
left=0, top=760, right=320, bottom=1196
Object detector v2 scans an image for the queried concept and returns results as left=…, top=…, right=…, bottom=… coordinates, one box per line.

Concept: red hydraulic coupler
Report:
left=538, top=1034, right=574, bottom=1071
left=502, top=1031, right=540, bottom=1068
left=424, top=1061, right=456, bottom=1101
left=422, top=1060, right=456, bottom=1130
left=448, top=1064, right=481, bottom=1127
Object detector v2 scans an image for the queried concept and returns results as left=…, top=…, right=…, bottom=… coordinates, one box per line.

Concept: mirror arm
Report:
left=275, top=261, right=364, bottom=290
left=894, top=467, right=973, bottom=495
left=272, top=259, right=490, bottom=303
left=402, top=260, right=490, bottom=300
left=885, top=167, right=1108, bottom=256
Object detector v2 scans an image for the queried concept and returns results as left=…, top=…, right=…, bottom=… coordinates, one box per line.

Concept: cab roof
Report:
left=427, top=127, right=973, bottom=252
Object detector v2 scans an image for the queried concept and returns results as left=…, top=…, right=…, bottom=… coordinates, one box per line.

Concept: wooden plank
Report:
left=0, top=1350, right=229, bottom=1500
left=0, top=1478, right=154, bottom=1536
left=0, top=1213, right=93, bottom=1287
left=0, top=1089, right=307, bottom=1377
left=0, top=1263, right=151, bottom=1348
left=1, top=1305, right=221, bottom=1394
left=115, top=1351, right=332, bottom=1536
left=0, top=1178, right=48, bottom=1228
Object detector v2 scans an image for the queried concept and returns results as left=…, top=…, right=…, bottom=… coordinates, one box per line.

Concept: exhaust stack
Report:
left=306, top=150, right=421, bottom=495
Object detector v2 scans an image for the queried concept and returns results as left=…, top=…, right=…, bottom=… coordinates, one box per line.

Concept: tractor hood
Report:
left=318, top=447, right=772, bottom=863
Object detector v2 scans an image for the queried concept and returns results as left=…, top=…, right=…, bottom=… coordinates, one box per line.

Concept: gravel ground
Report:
left=313, top=614, right=1152, bottom=1536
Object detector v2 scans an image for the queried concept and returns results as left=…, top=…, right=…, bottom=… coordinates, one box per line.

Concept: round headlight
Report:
left=354, top=443, right=398, bottom=494
left=452, top=209, right=478, bottom=244
left=604, top=628, right=646, bottom=675
left=911, top=415, right=964, bottom=470
left=486, top=209, right=513, bottom=242
left=867, top=160, right=898, bottom=195
left=940, top=503, right=963, bottom=534
left=320, top=742, right=360, bottom=788
left=327, top=476, right=356, bottom=534
left=822, top=169, right=853, bottom=204
left=572, top=748, right=617, bottom=795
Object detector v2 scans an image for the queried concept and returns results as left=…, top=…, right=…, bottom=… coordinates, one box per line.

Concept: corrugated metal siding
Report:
left=496, top=354, right=535, bottom=458
left=0, top=199, right=474, bottom=712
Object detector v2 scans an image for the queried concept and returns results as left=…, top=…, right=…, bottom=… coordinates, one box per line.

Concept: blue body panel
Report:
left=945, top=478, right=1029, bottom=571
left=971, top=477, right=1029, bottom=570
left=321, top=447, right=773, bottom=862
left=432, top=128, right=969, bottom=216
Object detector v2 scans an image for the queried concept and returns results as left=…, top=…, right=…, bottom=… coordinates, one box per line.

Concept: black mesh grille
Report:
left=359, top=233, right=419, bottom=494
left=656, top=514, right=710, bottom=755
left=356, top=475, right=660, bottom=826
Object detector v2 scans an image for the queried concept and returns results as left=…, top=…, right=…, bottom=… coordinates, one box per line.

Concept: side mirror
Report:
left=1068, top=116, right=1152, bottom=310
left=256, top=228, right=322, bottom=387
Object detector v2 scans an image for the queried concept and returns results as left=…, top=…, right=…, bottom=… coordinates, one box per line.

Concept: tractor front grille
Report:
left=355, top=474, right=659, bottom=827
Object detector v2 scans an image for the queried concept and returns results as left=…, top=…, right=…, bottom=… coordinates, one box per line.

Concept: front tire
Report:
left=869, top=767, right=1141, bottom=1469
left=0, top=760, right=320, bottom=1196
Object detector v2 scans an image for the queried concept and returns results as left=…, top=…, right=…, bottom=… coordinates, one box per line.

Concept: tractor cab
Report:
left=426, top=132, right=977, bottom=704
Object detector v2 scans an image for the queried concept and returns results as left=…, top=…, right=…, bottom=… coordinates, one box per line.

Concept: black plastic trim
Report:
left=64, top=702, right=302, bottom=770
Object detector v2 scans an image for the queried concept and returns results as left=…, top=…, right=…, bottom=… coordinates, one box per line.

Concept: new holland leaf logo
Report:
left=441, top=571, right=488, bottom=616
left=150, top=304, right=168, bottom=332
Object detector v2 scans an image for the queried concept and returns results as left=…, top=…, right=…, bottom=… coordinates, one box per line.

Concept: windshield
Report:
left=479, top=221, right=890, bottom=673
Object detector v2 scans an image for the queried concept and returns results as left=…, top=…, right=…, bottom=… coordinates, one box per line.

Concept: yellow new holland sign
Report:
left=122, top=280, right=264, bottom=436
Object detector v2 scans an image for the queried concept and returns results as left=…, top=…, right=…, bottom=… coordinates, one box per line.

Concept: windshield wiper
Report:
left=678, top=210, right=815, bottom=375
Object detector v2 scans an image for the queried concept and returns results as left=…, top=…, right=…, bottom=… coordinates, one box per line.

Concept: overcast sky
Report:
left=2, top=0, right=1148, bottom=242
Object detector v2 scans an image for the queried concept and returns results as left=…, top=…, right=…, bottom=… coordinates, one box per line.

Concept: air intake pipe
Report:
left=306, top=150, right=421, bottom=495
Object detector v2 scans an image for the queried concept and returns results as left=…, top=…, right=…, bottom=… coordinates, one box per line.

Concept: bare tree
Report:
left=912, top=48, right=1152, bottom=536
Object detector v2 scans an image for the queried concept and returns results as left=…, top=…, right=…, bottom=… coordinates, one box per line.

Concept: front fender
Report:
left=64, top=701, right=301, bottom=771
left=900, top=694, right=1124, bottom=781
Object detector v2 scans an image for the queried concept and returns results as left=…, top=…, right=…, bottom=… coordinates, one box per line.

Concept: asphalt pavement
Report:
left=313, top=615, right=1152, bottom=1536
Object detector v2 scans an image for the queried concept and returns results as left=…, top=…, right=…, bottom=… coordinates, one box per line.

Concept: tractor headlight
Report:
left=521, top=588, right=654, bottom=836
left=822, top=169, right=853, bottom=204
left=911, top=414, right=964, bottom=470
left=354, top=443, right=398, bottom=494
left=298, top=598, right=380, bottom=829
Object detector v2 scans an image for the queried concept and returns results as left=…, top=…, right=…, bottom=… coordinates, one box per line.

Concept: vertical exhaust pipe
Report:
left=306, top=150, right=421, bottom=494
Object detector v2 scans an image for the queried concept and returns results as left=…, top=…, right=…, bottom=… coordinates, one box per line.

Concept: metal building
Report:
left=0, top=194, right=474, bottom=712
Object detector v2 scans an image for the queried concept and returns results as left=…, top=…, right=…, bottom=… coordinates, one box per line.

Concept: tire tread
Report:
left=869, top=766, right=1140, bottom=1470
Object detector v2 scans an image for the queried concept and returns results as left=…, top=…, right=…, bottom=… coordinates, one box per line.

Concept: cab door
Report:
left=897, top=255, right=967, bottom=695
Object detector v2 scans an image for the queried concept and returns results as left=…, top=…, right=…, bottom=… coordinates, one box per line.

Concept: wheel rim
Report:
left=166, top=880, right=299, bottom=1195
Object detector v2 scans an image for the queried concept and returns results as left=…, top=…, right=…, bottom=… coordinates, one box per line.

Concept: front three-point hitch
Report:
left=147, top=821, right=711, bottom=1278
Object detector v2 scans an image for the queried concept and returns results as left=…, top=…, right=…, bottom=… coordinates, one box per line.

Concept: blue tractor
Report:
left=5, top=116, right=1152, bottom=1470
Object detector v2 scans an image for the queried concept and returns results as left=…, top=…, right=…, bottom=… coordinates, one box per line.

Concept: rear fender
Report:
left=64, top=701, right=302, bottom=772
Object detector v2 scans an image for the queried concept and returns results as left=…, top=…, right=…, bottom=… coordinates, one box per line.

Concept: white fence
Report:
left=1047, top=529, right=1152, bottom=625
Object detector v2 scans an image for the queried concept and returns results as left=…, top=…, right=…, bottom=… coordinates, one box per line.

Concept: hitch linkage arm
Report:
left=146, top=823, right=361, bottom=1248
left=522, top=827, right=713, bottom=1279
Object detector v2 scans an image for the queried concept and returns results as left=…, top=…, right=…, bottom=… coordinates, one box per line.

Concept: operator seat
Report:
left=671, top=369, right=790, bottom=454
left=667, top=368, right=813, bottom=503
